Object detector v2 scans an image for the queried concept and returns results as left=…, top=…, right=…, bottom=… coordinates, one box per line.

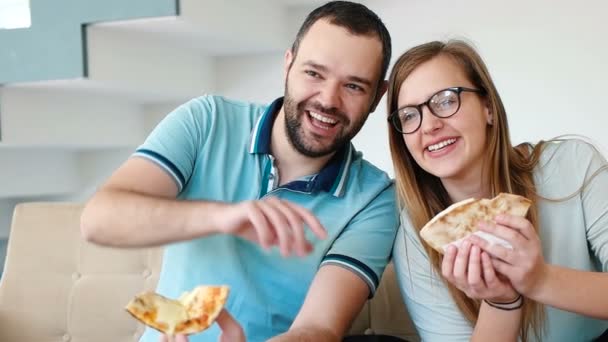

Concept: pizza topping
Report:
left=125, top=285, right=230, bottom=336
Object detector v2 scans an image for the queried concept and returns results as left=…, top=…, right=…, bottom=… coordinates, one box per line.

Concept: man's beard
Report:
left=283, top=87, right=367, bottom=158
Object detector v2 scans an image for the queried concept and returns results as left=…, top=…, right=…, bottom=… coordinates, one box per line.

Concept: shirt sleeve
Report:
left=132, top=96, right=211, bottom=193
left=392, top=211, right=473, bottom=341
left=320, top=185, right=399, bottom=297
left=577, top=141, right=608, bottom=271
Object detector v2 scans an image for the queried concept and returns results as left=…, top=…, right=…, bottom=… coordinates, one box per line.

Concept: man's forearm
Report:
left=268, top=326, right=340, bottom=342
left=80, top=188, right=224, bottom=247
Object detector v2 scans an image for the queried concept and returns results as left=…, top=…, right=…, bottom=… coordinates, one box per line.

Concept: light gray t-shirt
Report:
left=393, top=139, right=608, bottom=341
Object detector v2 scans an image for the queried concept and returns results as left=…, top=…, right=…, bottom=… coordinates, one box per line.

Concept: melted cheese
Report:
left=155, top=298, right=188, bottom=335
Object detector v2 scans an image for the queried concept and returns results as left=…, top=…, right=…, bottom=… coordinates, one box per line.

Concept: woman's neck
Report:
left=441, top=165, right=491, bottom=203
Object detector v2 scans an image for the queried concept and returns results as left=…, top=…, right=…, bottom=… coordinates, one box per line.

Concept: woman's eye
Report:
left=402, top=111, right=419, bottom=122
left=438, top=99, right=456, bottom=108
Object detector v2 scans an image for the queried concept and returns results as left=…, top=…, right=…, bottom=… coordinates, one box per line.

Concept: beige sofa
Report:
left=0, top=202, right=419, bottom=342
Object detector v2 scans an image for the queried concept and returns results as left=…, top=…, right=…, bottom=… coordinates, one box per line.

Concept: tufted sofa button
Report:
left=62, top=333, right=71, bottom=341
left=364, top=328, right=375, bottom=335
left=142, top=269, right=151, bottom=278
left=71, top=272, right=80, bottom=281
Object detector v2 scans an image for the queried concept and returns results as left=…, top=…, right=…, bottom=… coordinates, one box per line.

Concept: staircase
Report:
left=0, top=0, right=327, bottom=271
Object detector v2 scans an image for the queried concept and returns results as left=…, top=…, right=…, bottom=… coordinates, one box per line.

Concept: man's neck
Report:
left=270, top=108, right=335, bottom=186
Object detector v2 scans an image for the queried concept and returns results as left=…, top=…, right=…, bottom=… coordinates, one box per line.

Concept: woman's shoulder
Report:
left=537, top=138, right=605, bottom=170
left=533, top=138, right=607, bottom=196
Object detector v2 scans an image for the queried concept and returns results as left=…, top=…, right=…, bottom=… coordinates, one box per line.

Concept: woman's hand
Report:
left=469, top=214, right=549, bottom=298
left=442, top=239, right=519, bottom=302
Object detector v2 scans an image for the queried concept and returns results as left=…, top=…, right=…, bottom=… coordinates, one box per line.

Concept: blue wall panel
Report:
left=0, top=0, right=179, bottom=84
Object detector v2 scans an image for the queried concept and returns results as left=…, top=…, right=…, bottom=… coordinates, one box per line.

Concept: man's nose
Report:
left=318, top=81, right=341, bottom=111
left=420, top=105, right=443, bottom=134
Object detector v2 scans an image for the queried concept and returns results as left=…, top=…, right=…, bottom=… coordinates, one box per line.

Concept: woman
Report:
left=388, top=40, right=608, bottom=341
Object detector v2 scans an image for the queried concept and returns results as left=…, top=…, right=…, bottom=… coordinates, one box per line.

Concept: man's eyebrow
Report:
left=347, top=76, right=372, bottom=87
left=302, top=60, right=373, bottom=87
left=303, top=61, right=328, bottom=72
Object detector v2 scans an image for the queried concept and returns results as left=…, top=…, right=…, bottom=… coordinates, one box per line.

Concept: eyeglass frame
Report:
left=388, top=86, right=484, bottom=134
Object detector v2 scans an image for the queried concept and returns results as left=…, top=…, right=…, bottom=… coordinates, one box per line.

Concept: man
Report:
left=80, top=1, right=397, bottom=341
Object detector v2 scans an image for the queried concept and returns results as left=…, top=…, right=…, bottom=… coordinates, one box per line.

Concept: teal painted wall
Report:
left=0, top=0, right=178, bottom=84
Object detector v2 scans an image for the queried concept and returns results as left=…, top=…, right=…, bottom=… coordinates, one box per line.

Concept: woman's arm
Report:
left=474, top=216, right=608, bottom=319
left=443, top=241, right=522, bottom=341
left=393, top=220, right=521, bottom=342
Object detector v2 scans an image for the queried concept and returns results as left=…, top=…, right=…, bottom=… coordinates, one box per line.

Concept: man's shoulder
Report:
left=350, top=150, right=393, bottom=185
left=344, top=149, right=395, bottom=198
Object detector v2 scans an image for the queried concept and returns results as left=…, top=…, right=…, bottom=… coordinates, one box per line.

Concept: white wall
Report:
left=371, top=0, right=608, bottom=173
left=2, top=0, right=607, bottom=237
left=0, top=86, right=145, bottom=147
left=0, top=199, right=18, bottom=238
left=216, top=0, right=608, bottom=176
left=216, top=53, right=285, bottom=103
left=76, top=148, right=135, bottom=201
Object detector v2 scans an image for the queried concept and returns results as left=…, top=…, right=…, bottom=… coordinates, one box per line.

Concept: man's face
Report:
left=283, top=19, right=385, bottom=158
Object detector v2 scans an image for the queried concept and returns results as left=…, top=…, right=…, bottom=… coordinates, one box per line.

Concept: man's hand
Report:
left=160, top=334, right=188, bottom=342
left=217, top=309, right=246, bottom=342
left=217, top=197, right=327, bottom=257
left=159, top=309, right=245, bottom=342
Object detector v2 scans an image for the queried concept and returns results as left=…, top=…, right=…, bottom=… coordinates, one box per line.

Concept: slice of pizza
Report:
left=125, top=285, right=230, bottom=336
left=420, top=193, right=531, bottom=254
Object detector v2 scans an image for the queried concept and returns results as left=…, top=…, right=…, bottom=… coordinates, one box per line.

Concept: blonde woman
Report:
left=387, top=40, right=608, bottom=341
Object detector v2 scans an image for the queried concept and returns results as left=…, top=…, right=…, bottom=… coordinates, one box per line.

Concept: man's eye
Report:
left=305, top=70, right=320, bottom=78
left=346, top=84, right=364, bottom=92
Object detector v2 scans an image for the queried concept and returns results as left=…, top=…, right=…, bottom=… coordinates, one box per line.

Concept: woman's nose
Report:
left=420, top=106, right=443, bottom=134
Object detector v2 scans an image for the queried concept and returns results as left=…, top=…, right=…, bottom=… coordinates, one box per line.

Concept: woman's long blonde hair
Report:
left=387, top=40, right=545, bottom=341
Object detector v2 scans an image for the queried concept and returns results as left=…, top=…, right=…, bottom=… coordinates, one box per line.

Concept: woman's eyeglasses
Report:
left=388, top=87, right=484, bottom=134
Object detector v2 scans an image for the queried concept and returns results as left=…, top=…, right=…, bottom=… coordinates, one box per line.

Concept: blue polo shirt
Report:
left=136, top=95, right=398, bottom=342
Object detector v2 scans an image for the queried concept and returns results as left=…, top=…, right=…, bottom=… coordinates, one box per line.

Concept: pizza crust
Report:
left=419, top=193, right=531, bottom=254
left=125, top=285, right=230, bottom=336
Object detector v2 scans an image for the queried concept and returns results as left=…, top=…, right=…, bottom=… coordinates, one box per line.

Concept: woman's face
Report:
left=397, top=55, right=492, bottom=183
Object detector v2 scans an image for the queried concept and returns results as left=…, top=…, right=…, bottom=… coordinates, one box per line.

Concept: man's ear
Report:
left=284, top=49, right=294, bottom=82
left=369, top=80, right=388, bottom=113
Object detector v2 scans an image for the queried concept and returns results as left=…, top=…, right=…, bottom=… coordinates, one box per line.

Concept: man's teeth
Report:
left=309, top=111, right=337, bottom=124
left=427, top=138, right=457, bottom=152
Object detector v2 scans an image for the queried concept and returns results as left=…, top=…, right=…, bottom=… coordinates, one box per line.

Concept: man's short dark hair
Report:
left=291, top=1, right=392, bottom=87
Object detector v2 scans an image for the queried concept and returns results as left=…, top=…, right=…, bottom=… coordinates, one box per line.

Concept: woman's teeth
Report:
left=427, top=138, right=457, bottom=152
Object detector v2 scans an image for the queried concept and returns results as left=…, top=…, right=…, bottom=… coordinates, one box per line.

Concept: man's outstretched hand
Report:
left=217, top=198, right=327, bottom=257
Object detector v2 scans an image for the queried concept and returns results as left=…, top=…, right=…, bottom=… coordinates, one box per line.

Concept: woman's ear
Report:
left=484, top=100, right=493, bottom=125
